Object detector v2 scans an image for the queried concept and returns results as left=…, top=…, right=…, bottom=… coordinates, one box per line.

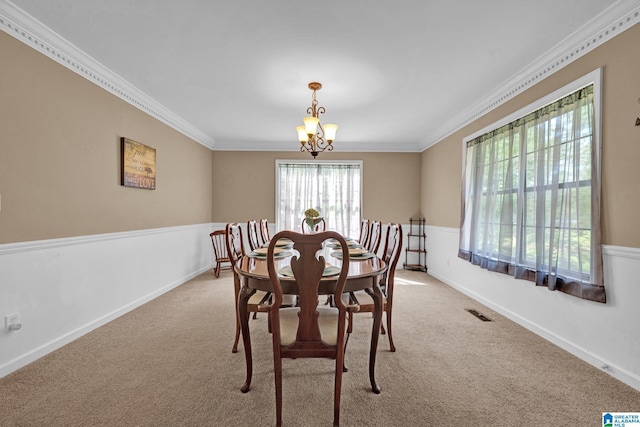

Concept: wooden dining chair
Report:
left=209, top=229, right=231, bottom=278
left=301, top=217, right=326, bottom=233
left=259, top=218, right=270, bottom=244
left=366, top=220, right=382, bottom=255
left=358, top=218, right=370, bottom=247
left=265, top=230, right=352, bottom=426
left=225, top=223, right=271, bottom=353
left=247, top=219, right=262, bottom=252
left=348, top=223, right=403, bottom=352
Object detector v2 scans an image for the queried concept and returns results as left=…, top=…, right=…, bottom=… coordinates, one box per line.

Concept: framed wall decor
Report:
left=120, top=137, right=156, bottom=190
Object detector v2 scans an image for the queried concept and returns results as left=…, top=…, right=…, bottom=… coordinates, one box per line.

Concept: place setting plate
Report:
left=248, top=246, right=292, bottom=259
left=274, top=238, right=293, bottom=248
left=278, top=264, right=341, bottom=277
left=326, top=236, right=360, bottom=249
left=328, top=236, right=356, bottom=243
left=330, top=247, right=375, bottom=260
left=261, top=238, right=293, bottom=249
left=326, top=241, right=362, bottom=249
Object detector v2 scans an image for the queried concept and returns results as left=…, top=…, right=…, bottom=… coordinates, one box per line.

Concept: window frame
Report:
left=461, top=68, right=602, bottom=289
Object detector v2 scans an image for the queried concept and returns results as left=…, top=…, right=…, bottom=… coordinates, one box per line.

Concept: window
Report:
left=275, top=160, right=362, bottom=237
left=459, top=69, right=605, bottom=302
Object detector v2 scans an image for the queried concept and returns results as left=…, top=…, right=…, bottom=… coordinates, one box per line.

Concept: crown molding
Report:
left=212, top=139, right=420, bottom=153
left=2, top=0, right=638, bottom=154
left=419, top=0, right=640, bottom=151
left=0, top=0, right=216, bottom=149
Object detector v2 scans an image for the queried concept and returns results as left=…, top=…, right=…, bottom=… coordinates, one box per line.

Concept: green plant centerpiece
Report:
left=304, top=208, right=323, bottom=230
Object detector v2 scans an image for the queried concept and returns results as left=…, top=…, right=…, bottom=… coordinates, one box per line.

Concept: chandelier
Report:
left=296, top=82, right=338, bottom=158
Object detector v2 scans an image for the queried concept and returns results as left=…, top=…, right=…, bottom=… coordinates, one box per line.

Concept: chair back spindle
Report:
left=366, top=220, right=382, bottom=255
left=358, top=218, right=370, bottom=247
left=259, top=218, right=270, bottom=245
left=247, top=219, right=261, bottom=251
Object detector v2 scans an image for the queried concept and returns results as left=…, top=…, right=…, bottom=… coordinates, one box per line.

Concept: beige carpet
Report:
left=1, top=269, right=638, bottom=426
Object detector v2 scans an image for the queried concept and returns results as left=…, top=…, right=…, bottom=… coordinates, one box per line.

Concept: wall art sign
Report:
left=121, top=137, right=156, bottom=190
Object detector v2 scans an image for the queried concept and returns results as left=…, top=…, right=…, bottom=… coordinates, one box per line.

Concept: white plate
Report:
left=254, top=246, right=284, bottom=255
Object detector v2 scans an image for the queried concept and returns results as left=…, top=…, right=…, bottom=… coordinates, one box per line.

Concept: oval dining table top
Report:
left=236, top=246, right=387, bottom=292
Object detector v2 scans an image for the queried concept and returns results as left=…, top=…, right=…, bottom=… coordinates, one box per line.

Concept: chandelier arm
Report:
left=315, top=124, right=328, bottom=149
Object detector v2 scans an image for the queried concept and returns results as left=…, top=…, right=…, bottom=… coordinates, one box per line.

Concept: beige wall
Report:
left=0, top=32, right=213, bottom=244
left=212, top=151, right=422, bottom=224
left=421, top=22, right=640, bottom=248
left=10, top=19, right=634, bottom=246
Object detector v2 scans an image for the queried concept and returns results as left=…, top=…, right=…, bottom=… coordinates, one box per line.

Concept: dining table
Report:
left=234, top=237, right=388, bottom=394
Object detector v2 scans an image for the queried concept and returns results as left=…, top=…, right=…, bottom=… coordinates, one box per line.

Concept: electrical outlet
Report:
left=5, top=313, right=21, bottom=331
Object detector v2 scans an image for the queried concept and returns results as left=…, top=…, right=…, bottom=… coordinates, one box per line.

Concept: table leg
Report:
left=238, top=283, right=255, bottom=393
left=369, top=279, right=383, bottom=394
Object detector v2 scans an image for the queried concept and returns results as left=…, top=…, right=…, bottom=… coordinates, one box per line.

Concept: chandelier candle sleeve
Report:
left=296, top=126, right=309, bottom=143
left=323, top=124, right=338, bottom=142
left=303, top=116, right=320, bottom=137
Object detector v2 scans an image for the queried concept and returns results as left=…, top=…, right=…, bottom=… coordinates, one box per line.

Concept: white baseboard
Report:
left=425, top=226, right=640, bottom=392
left=0, top=223, right=216, bottom=378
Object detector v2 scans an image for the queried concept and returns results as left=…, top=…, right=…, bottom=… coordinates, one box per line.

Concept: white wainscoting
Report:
left=424, top=225, right=640, bottom=392
left=3, top=221, right=405, bottom=378
left=12, top=222, right=634, bottom=391
left=0, top=223, right=216, bottom=378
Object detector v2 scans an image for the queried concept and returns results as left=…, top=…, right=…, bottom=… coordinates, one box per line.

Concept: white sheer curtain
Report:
left=276, top=161, right=361, bottom=238
left=459, top=84, right=605, bottom=302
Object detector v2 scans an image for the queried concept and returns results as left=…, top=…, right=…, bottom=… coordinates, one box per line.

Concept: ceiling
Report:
left=2, top=0, right=638, bottom=152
